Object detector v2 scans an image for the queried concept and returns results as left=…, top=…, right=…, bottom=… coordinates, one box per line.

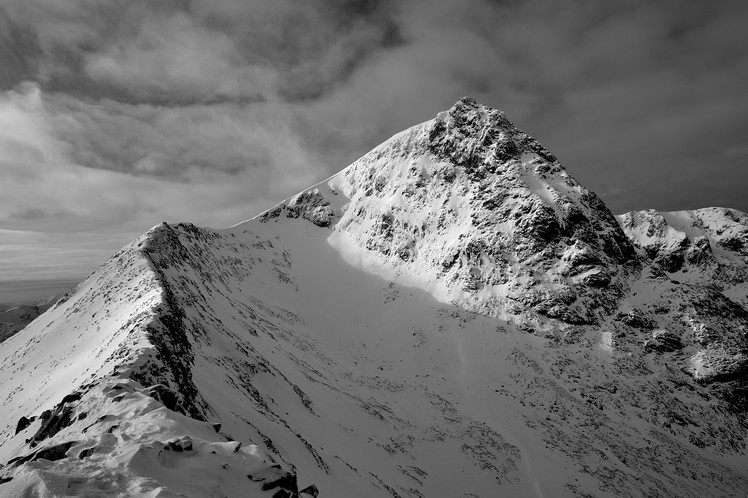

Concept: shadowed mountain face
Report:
left=0, top=305, right=45, bottom=342
left=0, top=290, right=72, bottom=343
left=0, top=98, right=746, bottom=497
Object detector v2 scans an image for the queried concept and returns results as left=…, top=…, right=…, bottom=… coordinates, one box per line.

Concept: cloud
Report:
left=81, top=11, right=280, bottom=101
left=0, top=228, right=129, bottom=281
left=1, top=0, right=402, bottom=103
left=44, top=93, right=330, bottom=185
left=0, top=86, right=323, bottom=228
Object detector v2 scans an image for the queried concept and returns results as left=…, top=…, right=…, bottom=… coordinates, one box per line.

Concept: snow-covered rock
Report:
left=4, top=379, right=302, bottom=497
left=643, top=329, right=683, bottom=352
left=265, top=97, right=637, bottom=332
left=1, top=98, right=747, bottom=497
left=618, top=208, right=748, bottom=387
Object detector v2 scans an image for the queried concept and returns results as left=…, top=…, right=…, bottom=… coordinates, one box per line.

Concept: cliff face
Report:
left=1, top=98, right=747, bottom=497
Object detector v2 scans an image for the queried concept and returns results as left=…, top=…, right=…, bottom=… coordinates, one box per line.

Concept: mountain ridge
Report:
left=1, top=97, right=747, bottom=497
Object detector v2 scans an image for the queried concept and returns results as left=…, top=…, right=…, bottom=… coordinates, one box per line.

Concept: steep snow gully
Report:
left=1, top=98, right=747, bottom=497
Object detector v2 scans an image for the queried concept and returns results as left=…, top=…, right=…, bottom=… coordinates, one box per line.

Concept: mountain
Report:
left=0, top=98, right=746, bottom=497
left=0, top=305, right=44, bottom=343
left=0, top=291, right=70, bottom=343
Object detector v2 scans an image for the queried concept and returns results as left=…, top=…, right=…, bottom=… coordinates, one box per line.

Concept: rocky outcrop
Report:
left=615, top=308, right=656, bottom=330
left=134, top=223, right=211, bottom=421
left=643, top=329, right=683, bottom=352
left=26, top=392, right=82, bottom=447
left=618, top=207, right=748, bottom=284
left=262, top=190, right=336, bottom=228
left=617, top=209, right=748, bottom=388
left=685, top=291, right=748, bottom=383
left=618, top=210, right=713, bottom=273
left=1, top=380, right=312, bottom=497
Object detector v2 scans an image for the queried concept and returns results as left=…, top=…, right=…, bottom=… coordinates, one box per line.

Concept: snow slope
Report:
left=1, top=98, right=747, bottom=497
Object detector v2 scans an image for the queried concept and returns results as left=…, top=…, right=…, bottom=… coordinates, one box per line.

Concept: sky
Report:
left=0, top=0, right=747, bottom=291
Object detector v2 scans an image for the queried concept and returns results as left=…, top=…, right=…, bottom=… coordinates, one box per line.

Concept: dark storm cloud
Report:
left=0, top=0, right=405, bottom=183
left=0, top=0, right=402, bottom=103
left=499, top=0, right=748, bottom=214
left=1, top=0, right=747, bottom=281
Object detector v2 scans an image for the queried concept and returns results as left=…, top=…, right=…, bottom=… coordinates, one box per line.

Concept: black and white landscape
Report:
left=0, top=98, right=746, bottom=497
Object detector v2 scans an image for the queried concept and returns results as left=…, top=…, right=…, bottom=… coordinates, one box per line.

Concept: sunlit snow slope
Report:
left=1, top=98, right=747, bottom=497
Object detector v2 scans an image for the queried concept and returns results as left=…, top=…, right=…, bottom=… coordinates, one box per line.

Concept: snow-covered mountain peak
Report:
left=262, top=98, right=636, bottom=330
left=2, top=99, right=748, bottom=497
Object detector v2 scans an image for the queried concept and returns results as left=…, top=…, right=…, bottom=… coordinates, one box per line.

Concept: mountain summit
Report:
left=264, top=97, right=637, bottom=329
left=1, top=99, right=747, bottom=497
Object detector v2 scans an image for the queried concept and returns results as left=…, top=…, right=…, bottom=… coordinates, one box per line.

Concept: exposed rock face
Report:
left=135, top=223, right=212, bottom=420
left=263, top=190, right=336, bottom=228
left=268, top=97, right=637, bottom=331
left=615, top=308, right=656, bottom=330
left=2, top=380, right=302, bottom=497
left=617, top=208, right=748, bottom=390
left=618, top=207, right=748, bottom=282
left=643, top=329, right=683, bottom=352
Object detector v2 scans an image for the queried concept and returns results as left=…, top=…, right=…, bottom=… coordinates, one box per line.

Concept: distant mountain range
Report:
left=0, top=98, right=745, bottom=497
